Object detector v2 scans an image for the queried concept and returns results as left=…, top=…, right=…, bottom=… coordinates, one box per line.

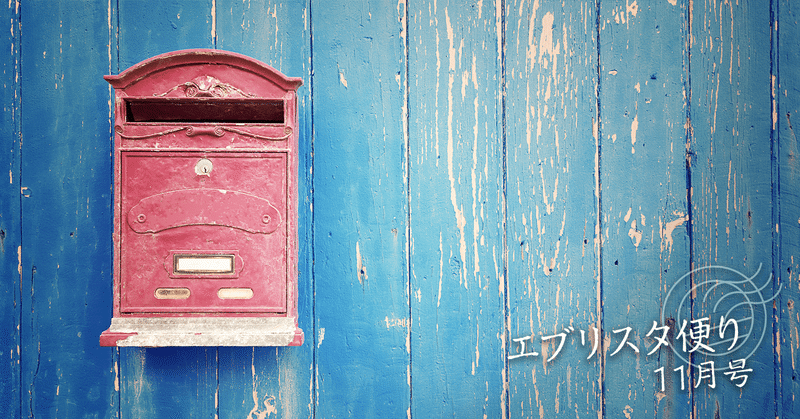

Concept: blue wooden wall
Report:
left=1, top=0, right=798, bottom=417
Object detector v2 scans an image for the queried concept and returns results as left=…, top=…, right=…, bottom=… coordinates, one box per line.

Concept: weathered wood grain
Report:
left=408, top=1, right=505, bottom=417
left=118, top=0, right=215, bottom=69
left=777, top=0, right=800, bottom=417
left=0, top=1, right=20, bottom=417
left=18, top=1, right=117, bottom=417
left=599, top=1, right=692, bottom=418
left=504, top=1, right=602, bottom=417
left=311, top=1, right=411, bottom=417
left=689, top=0, right=776, bottom=417
left=216, top=1, right=314, bottom=417
left=120, top=347, right=217, bottom=418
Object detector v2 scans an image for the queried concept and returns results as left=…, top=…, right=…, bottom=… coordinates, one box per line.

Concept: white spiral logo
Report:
left=660, top=264, right=782, bottom=370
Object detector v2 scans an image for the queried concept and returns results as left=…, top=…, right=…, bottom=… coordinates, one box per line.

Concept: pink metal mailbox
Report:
left=99, top=49, right=303, bottom=347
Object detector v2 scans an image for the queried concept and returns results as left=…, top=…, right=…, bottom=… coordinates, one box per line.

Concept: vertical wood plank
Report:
left=777, top=0, right=800, bottom=416
left=119, top=348, right=217, bottom=418
left=216, top=0, right=310, bottom=75
left=0, top=2, right=20, bottom=417
left=215, top=1, right=314, bottom=417
left=311, top=1, right=410, bottom=416
left=118, top=0, right=215, bottom=69
left=116, top=2, right=218, bottom=418
left=408, top=1, right=505, bottom=417
left=690, top=0, right=775, bottom=417
left=504, top=1, right=602, bottom=417
left=19, top=1, right=117, bottom=417
left=216, top=347, right=284, bottom=419
left=598, top=1, right=693, bottom=418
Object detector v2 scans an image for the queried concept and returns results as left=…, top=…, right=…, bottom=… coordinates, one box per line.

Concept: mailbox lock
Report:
left=195, top=158, right=213, bottom=176
left=262, top=214, right=271, bottom=224
left=136, top=213, right=146, bottom=223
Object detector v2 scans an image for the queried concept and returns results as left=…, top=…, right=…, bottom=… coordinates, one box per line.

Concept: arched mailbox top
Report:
left=106, top=49, right=302, bottom=143
left=104, top=49, right=302, bottom=94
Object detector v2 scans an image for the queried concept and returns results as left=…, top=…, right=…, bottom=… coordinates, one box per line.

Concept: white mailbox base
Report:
left=101, top=317, right=303, bottom=347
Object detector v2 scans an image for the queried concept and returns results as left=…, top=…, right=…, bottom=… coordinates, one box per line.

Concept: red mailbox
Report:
left=99, top=49, right=303, bottom=347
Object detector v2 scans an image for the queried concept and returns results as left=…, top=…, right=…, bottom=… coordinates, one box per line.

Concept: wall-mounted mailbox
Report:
left=99, top=49, right=303, bottom=347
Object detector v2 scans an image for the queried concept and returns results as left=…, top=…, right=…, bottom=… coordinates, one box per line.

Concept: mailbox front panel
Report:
left=120, top=151, right=288, bottom=313
left=101, top=49, right=304, bottom=346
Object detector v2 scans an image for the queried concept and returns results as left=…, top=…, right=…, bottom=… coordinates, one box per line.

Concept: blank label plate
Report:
left=174, top=254, right=235, bottom=274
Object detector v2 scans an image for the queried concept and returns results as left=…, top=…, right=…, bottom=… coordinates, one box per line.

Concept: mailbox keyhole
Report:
left=195, top=158, right=213, bottom=176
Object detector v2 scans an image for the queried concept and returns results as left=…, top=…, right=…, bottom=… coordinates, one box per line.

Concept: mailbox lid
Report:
left=105, top=49, right=302, bottom=95
left=119, top=151, right=290, bottom=313
left=107, top=49, right=301, bottom=150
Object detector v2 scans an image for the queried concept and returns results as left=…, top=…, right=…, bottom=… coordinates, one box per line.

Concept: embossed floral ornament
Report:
left=155, top=75, right=255, bottom=98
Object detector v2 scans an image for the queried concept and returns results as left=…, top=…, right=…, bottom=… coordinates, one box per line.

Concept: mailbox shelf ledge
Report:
left=99, top=317, right=303, bottom=347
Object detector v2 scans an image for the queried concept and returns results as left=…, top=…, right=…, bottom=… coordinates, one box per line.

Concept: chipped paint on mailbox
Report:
left=99, top=49, right=303, bottom=347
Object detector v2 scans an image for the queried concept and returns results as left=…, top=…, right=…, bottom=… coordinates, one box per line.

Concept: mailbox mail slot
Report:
left=100, top=50, right=303, bottom=347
